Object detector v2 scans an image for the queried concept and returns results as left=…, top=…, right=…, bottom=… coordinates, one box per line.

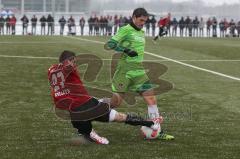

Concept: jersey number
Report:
left=51, top=72, right=65, bottom=92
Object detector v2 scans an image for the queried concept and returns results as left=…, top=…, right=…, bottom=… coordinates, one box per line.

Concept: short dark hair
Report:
left=59, top=50, right=76, bottom=63
left=132, top=8, right=149, bottom=18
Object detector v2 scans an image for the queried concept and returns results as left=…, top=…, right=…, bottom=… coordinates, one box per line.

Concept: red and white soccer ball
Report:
left=140, top=126, right=161, bottom=139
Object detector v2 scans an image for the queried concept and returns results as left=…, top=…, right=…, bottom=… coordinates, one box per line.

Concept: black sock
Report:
left=71, top=120, right=92, bottom=136
left=125, top=114, right=154, bottom=127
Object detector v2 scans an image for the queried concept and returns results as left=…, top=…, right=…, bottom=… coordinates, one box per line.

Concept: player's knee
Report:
left=144, top=96, right=157, bottom=105
left=110, top=100, right=122, bottom=108
left=110, top=93, right=124, bottom=108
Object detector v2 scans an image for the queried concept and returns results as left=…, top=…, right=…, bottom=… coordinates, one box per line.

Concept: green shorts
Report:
left=111, top=66, right=152, bottom=93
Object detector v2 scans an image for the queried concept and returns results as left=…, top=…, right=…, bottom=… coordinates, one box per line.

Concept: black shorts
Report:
left=70, top=98, right=110, bottom=122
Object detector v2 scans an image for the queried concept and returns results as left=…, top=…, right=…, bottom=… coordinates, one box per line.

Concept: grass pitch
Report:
left=0, top=36, right=240, bottom=159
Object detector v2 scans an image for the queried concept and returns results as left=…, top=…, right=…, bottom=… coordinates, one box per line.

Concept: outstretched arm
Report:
left=104, top=39, right=138, bottom=57
left=104, top=39, right=125, bottom=52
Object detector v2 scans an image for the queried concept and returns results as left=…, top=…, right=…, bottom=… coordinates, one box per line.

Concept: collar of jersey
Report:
left=130, top=21, right=141, bottom=31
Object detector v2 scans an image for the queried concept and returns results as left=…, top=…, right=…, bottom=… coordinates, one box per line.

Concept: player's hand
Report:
left=123, top=48, right=138, bottom=57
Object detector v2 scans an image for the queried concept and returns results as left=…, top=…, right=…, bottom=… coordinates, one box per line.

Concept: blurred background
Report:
left=0, top=0, right=240, bottom=37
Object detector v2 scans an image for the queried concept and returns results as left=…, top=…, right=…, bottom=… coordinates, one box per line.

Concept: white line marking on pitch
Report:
left=0, top=42, right=63, bottom=44
left=0, top=55, right=57, bottom=59
left=0, top=41, right=91, bottom=44
left=65, top=36, right=240, bottom=81
left=1, top=54, right=239, bottom=62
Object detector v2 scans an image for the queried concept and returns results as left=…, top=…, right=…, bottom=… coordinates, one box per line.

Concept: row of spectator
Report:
left=0, top=14, right=240, bottom=37
left=158, top=16, right=240, bottom=37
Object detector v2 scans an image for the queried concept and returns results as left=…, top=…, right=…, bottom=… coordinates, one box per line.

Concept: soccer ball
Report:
left=140, top=126, right=161, bottom=139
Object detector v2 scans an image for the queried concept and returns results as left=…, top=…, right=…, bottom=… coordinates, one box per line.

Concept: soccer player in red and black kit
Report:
left=153, top=13, right=171, bottom=42
left=48, top=50, right=160, bottom=145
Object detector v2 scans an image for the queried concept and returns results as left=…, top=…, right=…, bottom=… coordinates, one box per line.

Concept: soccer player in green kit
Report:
left=104, top=8, right=174, bottom=140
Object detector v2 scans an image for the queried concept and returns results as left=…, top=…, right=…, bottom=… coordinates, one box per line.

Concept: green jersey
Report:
left=108, top=24, right=151, bottom=93
left=111, top=24, right=146, bottom=64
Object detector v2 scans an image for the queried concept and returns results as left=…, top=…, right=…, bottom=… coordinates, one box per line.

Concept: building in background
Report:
left=0, top=0, right=91, bottom=18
